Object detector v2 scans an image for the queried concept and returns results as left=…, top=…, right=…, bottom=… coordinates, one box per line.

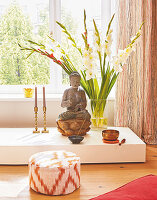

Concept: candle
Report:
left=35, top=86, right=37, bottom=107
left=43, top=86, right=46, bottom=107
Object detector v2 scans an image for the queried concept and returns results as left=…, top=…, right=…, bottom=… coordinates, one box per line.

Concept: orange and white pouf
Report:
left=29, top=151, right=80, bottom=195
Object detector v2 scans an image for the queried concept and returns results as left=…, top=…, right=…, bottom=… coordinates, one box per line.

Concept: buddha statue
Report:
left=57, top=71, right=91, bottom=136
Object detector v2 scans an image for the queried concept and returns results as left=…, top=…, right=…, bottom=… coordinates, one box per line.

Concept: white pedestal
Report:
left=0, top=127, right=146, bottom=164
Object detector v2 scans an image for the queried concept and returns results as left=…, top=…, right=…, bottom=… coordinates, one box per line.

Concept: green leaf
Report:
left=26, top=50, right=34, bottom=59
left=94, top=78, right=99, bottom=98
left=139, top=21, right=145, bottom=30
left=56, top=21, right=82, bottom=55
left=107, top=73, right=119, bottom=97
left=47, top=35, right=55, bottom=42
left=82, top=33, right=88, bottom=49
left=61, top=56, right=74, bottom=72
left=93, top=19, right=100, bottom=45
left=56, top=21, right=66, bottom=29
left=84, top=9, right=87, bottom=34
left=106, top=62, right=110, bottom=74
left=28, top=40, right=45, bottom=47
left=98, top=68, right=114, bottom=99
left=102, top=53, right=107, bottom=74
left=106, top=13, right=115, bottom=36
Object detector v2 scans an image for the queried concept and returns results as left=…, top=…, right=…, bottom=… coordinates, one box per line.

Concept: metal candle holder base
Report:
left=42, top=106, right=49, bottom=133
left=33, top=107, right=40, bottom=133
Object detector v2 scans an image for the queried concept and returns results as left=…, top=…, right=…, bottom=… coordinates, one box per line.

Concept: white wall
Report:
left=0, top=97, right=115, bottom=128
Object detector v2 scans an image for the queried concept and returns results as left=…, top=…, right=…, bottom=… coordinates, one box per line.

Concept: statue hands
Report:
left=74, top=103, right=82, bottom=112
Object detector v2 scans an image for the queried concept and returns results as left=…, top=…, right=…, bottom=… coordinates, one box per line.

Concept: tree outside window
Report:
left=0, top=1, right=50, bottom=85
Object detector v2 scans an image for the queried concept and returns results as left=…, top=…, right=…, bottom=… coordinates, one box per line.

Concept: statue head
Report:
left=70, top=71, right=81, bottom=88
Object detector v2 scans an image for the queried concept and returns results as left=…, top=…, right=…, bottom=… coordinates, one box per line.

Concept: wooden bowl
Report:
left=102, top=129, right=119, bottom=141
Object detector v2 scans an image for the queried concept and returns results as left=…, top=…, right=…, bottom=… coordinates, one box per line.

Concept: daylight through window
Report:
left=0, top=0, right=115, bottom=96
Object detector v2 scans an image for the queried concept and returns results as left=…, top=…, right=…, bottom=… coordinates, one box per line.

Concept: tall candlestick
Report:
left=43, top=86, right=46, bottom=107
left=33, top=106, right=40, bottom=133
left=35, top=86, right=37, bottom=107
left=42, top=106, right=49, bottom=133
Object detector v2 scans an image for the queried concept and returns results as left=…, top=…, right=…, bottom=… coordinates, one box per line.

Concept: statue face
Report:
left=70, top=76, right=80, bottom=88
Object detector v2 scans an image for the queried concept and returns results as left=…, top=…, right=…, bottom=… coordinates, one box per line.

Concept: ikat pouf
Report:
left=29, top=151, right=80, bottom=195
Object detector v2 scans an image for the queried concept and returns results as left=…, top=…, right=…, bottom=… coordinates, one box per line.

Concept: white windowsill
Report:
left=0, top=94, right=62, bottom=101
left=0, top=94, right=115, bottom=102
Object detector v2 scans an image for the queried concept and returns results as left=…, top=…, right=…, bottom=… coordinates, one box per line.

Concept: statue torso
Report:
left=66, top=88, right=84, bottom=111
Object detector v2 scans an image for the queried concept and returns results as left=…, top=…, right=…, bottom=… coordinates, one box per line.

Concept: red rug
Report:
left=90, top=175, right=157, bottom=200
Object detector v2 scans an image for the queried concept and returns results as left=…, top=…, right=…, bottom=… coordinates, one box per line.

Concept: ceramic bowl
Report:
left=68, top=135, right=84, bottom=144
left=102, top=129, right=119, bottom=141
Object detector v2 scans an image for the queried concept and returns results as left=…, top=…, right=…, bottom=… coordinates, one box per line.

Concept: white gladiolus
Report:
left=117, top=49, right=128, bottom=64
left=48, top=33, right=67, bottom=58
left=118, top=46, right=134, bottom=64
left=104, top=29, right=113, bottom=56
left=109, top=29, right=113, bottom=34
left=104, top=43, right=111, bottom=56
left=86, top=68, right=95, bottom=80
left=83, top=59, right=90, bottom=68
left=94, top=43, right=102, bottom=52
left=88, top=47, right=93, bottom=53
left=112, top=56, right=120, bottom=66
left=112, top=56, right=123, bottom=73
left=83, top=47, right=96, bottom=80
left=89, top=54, right=94, bottom=60
left=125, top=46, right=132, bottom=54
left=113, top=64, right=123, bottom=73
left=107, top=29, right=113, bottom=44
left=93, top=30, right=101, bottom=52
left=130, top=43, right=136, bottom=52
left=112, top=42, right=136, bottom=73
left=83, top=50, right=88, bottom=58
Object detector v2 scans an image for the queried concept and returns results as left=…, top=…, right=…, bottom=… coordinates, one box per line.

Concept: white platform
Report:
left=0, top=127, right=146, bottom=164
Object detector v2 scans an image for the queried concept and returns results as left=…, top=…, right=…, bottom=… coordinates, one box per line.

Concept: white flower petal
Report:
left=86, top=69, right=95, bottom=80
left=113, top=65, right=123, bottom=73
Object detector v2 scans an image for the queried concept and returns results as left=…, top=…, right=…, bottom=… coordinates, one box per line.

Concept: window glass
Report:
left=0, top=0, right=50, bottom=85
left=0, top=0, right=115, bottom=97
left=61, top=0, right=101, bottom=84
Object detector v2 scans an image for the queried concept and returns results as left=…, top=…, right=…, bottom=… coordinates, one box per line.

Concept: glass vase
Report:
left=89, top=99, right=108, bottom=129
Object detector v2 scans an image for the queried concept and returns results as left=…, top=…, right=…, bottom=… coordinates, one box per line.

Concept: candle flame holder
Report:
left=33, top=107, right=40, bottom=133
left=42, top=106, right=49, bottom=133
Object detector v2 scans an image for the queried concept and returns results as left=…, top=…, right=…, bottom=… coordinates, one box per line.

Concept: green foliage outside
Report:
left=0, top=3, right=50, bottom=85
left=0, top=2, right=82, bottom=86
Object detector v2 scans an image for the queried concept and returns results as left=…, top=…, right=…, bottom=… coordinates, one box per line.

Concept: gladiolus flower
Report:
left=49, top=53, right=54, bottom=58
left=57, top=60, right=62, bottom=65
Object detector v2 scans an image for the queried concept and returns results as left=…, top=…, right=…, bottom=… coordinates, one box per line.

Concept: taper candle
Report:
left=35, top=86, right=37, bottom=107
left=43, top=86, right=46, bottom=107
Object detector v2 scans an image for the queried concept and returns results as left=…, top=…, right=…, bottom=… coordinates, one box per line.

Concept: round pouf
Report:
left=29, top=151, right=80, bottom=195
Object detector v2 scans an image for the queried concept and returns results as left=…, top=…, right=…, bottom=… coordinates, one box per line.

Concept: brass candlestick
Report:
left=33, top=107, right=40, bottom=133
left=42, top=106, right=49, bottom=133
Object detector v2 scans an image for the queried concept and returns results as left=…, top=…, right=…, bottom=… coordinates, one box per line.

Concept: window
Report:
left=0, top=0, right=116, bottom=96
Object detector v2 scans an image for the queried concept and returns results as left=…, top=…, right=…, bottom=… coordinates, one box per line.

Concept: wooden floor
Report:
left=0, top=145, right=157, bottom=200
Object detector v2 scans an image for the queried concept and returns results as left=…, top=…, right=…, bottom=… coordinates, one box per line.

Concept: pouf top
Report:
left=29, top=150, right=80, bottom=168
